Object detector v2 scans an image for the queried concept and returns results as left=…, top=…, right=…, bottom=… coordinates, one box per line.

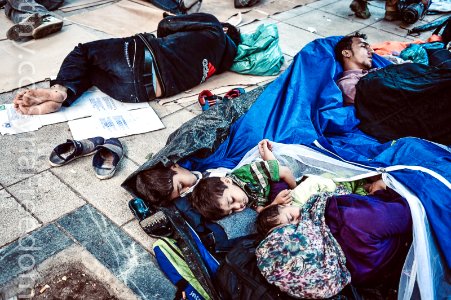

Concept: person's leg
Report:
left=5, top=0, right=63, bottom=41
left=5, top=0, right=48, bottom=23
left=54, top=36, right=148, bottom=105
left=384, top=0, right=400, bottom=21
left=350, top=0, right=371, bottom=19
left=16, top=36, right=149, bottom=114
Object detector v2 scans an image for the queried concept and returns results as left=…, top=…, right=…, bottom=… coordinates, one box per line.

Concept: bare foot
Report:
left=19, top=88, right=66, bottom=107
left=17, top=101, right=62, bottom=115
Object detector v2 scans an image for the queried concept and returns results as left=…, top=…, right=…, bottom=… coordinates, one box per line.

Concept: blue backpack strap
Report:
left=160, top=205, right=221, bottom=300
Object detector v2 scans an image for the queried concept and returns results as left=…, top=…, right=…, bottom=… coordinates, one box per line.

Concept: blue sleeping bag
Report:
left=180, top=36, right=451, bottom=285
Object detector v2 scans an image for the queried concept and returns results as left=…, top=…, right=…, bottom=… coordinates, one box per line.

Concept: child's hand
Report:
left=272, top=189, right=292, bottom=205
left=258, top=139, right=275, bottom=161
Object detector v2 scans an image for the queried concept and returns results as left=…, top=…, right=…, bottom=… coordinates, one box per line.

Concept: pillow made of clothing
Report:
left=231, top=24, right=284, bottom=76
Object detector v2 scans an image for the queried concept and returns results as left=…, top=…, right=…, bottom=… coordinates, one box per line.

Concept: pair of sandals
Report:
left=49, top=137, right=124, bottom=180
left=198, top=87, right=246, bottom=111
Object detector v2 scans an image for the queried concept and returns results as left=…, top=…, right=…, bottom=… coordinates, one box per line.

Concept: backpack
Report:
left=214, top=239, right=290, bottom=300
left=153, top=228, right=220, bottom=300
left=174, top=196, right=258, bottom=256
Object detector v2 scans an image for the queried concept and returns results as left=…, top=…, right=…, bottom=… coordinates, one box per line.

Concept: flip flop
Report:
left=92, top=138, right=124, bottom=180
left=49, top=137, right=104, bottom=167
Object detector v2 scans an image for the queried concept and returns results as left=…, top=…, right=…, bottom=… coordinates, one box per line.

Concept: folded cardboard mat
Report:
left=67, top=0, right=163, bottom=37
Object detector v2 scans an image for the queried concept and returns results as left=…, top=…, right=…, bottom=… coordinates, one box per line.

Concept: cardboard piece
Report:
left=158, top=71, right=276, bottom=105
left=67, top=0, right=164, bottom=37
left=200, top=0, right=317, bottom=23
left=0, top=24, right=102, bottom=93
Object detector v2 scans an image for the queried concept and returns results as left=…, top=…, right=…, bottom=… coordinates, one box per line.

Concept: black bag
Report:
left=174, top=196, right=257, bottom=256
left=214, top=239, right=289, bottom=300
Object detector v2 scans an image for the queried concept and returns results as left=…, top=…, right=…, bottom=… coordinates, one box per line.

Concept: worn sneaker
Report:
left=32, top=14, right=63, bottom=39
left=6, top=13, right=63, bottom=42
left=6, top=13, right=41, bottom=42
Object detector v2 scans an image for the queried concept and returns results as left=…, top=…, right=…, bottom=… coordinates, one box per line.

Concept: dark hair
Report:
left=334, top=32, right=367, bottom=65
left=191, top=177, right=228, bottom=220
left=222, top=22, right=241, bottom=46
left=135, top=164, right=177, bottom=206
left=256, top=205, right=282, bottom=236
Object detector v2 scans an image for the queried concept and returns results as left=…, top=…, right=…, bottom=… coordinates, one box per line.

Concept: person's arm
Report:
left=279, top=166, right=296, bottom=189
left=258, top=139, right=276, bottom=161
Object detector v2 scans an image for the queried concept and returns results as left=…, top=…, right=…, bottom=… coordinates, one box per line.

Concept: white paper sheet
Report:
left=1, top=88, right=154, bottom=138
left=68, top=107, right=165, bottom=140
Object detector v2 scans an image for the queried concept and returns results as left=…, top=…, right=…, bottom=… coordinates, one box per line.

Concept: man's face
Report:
left=169, top=165, right=198, bottom=200
left=217, top=177, right=248, bottom=216
left=348, top=37, right=374, bottom=70
left=277, top=205, right=301, bottom=227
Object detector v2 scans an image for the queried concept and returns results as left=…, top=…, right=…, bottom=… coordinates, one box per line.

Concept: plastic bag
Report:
left=231, top=24, right=284, bottom=76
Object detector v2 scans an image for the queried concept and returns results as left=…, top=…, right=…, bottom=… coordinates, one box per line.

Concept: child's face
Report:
left=364, top=179, right=386, bottom=195
left=169, top=164, right=198, bottom=200
left=277, top=205, right=301, bottom=226
left=218, top=177, right=249, bottom=216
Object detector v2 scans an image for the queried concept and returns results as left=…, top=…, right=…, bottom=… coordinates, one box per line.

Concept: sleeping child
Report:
left=191, top=138, right=387, bottom=221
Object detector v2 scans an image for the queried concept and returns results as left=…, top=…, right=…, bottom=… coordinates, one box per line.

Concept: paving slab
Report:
left=306, top=0, right=339, bottom=9
left=360, top=25, right=416, bottom=44
left=57, top=205, right=175, bottom=299
left=0, top=190, right=40, bottom=248
left=277, top=22, right=323, bottom=57
left=0, top=223, right=73, bottom=287
left=50, top=156, right=138, bottom=226
left=1, top=244, right=138, bottom=300
left=122, top=108, right=198, bottom=166
left=285, top=9, right=367, bottom=37
left=271, top=5, right=314, bottom=21
left=371, top=19, right=431, bottom=40
left=121, top=220, right=158, bottom=255
left=7, top=171, right=85, bottom=224
left=320, top=0, right=386, bottom=26
left=0, top=122, right=72, bottom=187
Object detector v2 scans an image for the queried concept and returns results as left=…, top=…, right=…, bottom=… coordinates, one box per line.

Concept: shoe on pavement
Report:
left=384, top=11, right=401, bottom=21
left=350, top=0, right=371, bottom=19
left=6, top=13, right=63, bottom=42
left=32, top=14, right=63, bottom=39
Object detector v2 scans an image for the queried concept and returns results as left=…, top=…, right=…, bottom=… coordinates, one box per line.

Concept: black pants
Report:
left=355, top=61, right=451, bottom=145
left=51, top=35, right=151, bottom=106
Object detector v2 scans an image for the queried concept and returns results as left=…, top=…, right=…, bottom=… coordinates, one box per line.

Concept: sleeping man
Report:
left=11, top=13, right=239, bottom=115
left=335, top=32, right=451, bottom=145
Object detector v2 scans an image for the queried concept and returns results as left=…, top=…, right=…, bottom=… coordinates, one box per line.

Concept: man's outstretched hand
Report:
left=13, top=86, right=67, bottom=115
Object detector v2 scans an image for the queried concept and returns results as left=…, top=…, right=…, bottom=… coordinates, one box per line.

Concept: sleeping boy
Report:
left=191, top=139, right=299, bottom=220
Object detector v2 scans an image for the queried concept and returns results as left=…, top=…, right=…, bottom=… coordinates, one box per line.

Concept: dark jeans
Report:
left=52, top=35, right=151, bottom=106
left=5, top=0, right=62, bottom=23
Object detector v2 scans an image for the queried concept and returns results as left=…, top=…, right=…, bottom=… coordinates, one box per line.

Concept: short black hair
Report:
left=191, top=177, right=228, bottom=220
left=135, top=163, right=177, bottom=207
left=256, top=205, right=282, bottom=236
left=334, top=32, right=367, bottom=65
left=222, top=22, right=241, bottom=46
